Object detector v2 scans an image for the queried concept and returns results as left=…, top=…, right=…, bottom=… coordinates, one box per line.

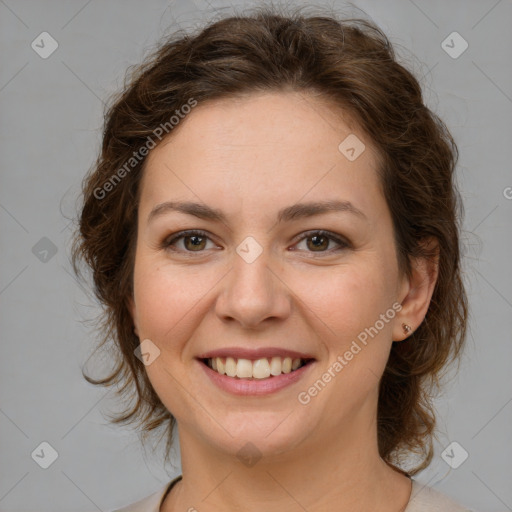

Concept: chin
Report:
left=195, top=410, right=318, bottom=461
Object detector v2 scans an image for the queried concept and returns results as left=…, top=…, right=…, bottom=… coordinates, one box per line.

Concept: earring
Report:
left=402, top=323, right=412, bottom=336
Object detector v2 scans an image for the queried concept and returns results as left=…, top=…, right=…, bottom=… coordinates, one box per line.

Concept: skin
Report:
left=129, top=91, right=438, bottom=512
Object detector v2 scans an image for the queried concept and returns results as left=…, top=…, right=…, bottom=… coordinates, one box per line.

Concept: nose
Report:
left=215, top=246, right=291, bottom=329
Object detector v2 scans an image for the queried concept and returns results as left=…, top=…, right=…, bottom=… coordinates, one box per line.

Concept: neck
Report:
left=161, top=417, right=412, bottom=512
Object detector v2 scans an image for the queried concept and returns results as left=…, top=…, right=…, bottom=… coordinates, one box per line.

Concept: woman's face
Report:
left=130, top=91, right=410, bottom=459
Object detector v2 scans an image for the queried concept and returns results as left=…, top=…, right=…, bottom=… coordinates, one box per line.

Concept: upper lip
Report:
left=197, top=347, right=316, bottom=360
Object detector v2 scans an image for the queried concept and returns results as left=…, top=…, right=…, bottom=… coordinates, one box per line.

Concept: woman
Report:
left=72, top=6, right=474, bottom=511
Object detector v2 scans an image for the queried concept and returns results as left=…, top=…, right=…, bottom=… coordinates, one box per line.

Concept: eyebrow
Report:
left=147, top=199, right=367, bottom=226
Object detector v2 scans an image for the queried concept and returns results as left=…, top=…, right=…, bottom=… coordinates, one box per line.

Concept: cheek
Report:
left=299, top=261, right=394, bottom=334
left=302, top=259, right=398, bottom=388
left=132, top=258, right=206, bottom=344
left=315, top=267, right=397, bottom=390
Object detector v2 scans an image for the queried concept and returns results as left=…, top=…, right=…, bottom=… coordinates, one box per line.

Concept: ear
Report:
left=393, top=237, right=439, bottom=342
left=127, top=296, right=140, bottom=338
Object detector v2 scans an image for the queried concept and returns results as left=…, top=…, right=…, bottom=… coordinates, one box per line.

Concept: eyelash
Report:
left=161, top=229, right=350, bottom=257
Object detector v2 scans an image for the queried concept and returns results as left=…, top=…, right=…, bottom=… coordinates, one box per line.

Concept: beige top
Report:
left=111, top=476, right=475, bottom=512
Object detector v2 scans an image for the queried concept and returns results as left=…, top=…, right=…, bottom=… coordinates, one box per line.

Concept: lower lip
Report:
left=199, top=359, right=315, bottom=396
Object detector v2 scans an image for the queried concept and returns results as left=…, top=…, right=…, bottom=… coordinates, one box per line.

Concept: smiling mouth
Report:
left=202, top=356, right=313, bottom=379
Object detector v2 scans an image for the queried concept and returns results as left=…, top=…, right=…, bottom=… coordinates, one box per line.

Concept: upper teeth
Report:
left=208, top=357, right=303, bottom=379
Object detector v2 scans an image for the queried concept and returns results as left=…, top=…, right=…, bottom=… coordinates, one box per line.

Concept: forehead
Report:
left=139, top=91, right=384, bottom=223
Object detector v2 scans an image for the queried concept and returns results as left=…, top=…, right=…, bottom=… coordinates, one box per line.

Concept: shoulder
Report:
left=109, top=476, right=182, bottom=512
left=107, top=476, right=478, bottom=512
left=406, top=480, right=476, bottom=512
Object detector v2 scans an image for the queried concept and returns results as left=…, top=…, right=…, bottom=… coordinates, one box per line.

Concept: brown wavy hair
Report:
left=72, top=5, right=468, bottom=475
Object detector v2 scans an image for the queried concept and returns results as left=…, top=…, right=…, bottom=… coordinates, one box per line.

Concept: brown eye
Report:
left=306, top=234, right=330, bottom=251
left=163, top=230, right=215, bottom=254
left=294, top=230, right=350, bottom=254
left=182, top=234, right=207, bottom=251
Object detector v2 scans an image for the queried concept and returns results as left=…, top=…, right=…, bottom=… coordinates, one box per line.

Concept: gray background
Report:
left=1, top=0, right=511, bottom=511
